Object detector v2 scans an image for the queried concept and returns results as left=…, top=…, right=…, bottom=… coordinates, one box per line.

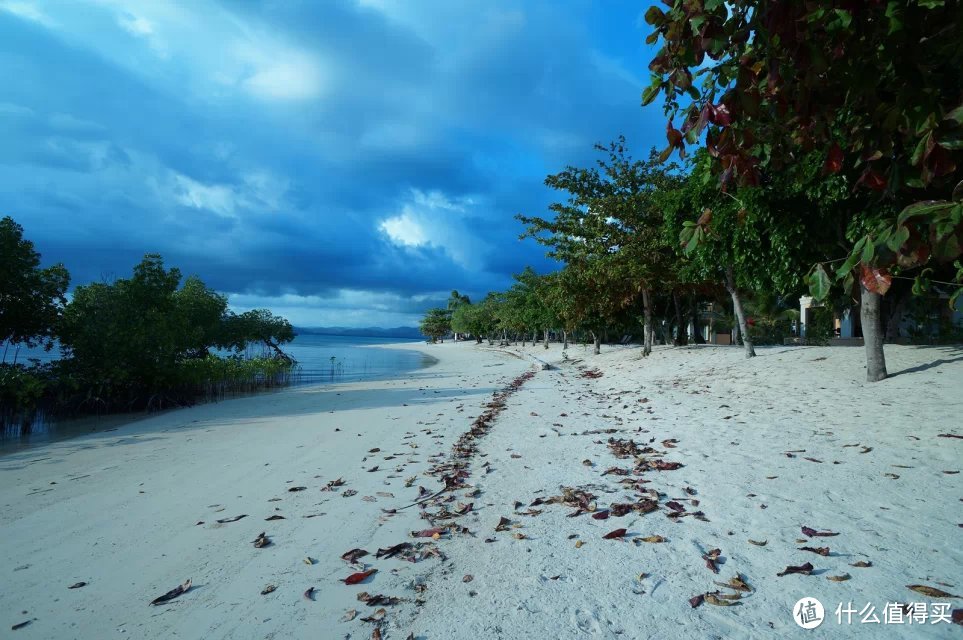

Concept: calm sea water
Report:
left=1, top=334, right=433, bottom=452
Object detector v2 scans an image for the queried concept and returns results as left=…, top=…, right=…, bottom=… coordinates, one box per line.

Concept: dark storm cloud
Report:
left=0, top=1, right=665, bottom=326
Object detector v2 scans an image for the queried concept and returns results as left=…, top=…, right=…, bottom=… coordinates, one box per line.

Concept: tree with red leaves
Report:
left=644, top=0, right=963, bottom=381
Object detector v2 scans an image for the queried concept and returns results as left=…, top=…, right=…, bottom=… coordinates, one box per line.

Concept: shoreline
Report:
left=1, top=342, right=960, bottom=638
left=0, top=341, right=440, bottom=457
left=0, top=341, right=532, bottom=638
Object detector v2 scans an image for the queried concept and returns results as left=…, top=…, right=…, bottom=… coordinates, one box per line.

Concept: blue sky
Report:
left=1, top=0, right=666, bottom=327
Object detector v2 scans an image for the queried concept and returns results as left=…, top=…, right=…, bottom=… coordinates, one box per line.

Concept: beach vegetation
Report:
left=643, top=0, right=963, bottom=380
left=0, top=239, right=296, bottom=431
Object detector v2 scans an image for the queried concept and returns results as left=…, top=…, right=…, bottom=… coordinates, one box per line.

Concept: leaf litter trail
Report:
left=406, top=343, right=962, bottom=640
left=0, top=343, right=533, bottom=639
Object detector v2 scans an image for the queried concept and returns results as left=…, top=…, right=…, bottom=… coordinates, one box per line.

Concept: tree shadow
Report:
left=889, top=344, right=963, bottom=378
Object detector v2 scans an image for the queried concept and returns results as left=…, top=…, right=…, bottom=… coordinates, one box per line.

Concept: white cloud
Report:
left=167, top=169, right=289, bottom=218
left=117, top=12, right=152, bottom=36
left=171, top=174, right=239, bottom=218
left=0, top=0, right=54, bottom=26
left=378, top=189, right=486, bottom=269
left=379, top=213, right=427, bottom=248
left=241, top=55, right=324, bottom=101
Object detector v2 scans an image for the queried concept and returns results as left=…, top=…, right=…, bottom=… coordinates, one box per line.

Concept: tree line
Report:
left=422, top=1, right=963, bottom=382
left=1, top=216, right=295, bottom=431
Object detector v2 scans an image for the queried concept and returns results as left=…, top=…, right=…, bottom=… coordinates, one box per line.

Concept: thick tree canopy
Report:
left=0, top=216, right=70, bottom=349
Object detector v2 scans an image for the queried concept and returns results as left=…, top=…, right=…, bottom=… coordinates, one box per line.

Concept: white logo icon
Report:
left=794, top=597, right=825, bottom=629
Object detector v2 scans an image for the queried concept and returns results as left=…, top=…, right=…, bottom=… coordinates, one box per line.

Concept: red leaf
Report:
left=343, top=569, right=377, bottom=585
left=689, top=593, right=705, bottom=608
left=603, top=528, right=627, bottom=540
left=702, top=548, right=721, bottom=574
left=802, top=526, right=839, bottom=537
left=709, top=103, right=732, bottom=126
left=411, top=527, right=445, bottom=538
left=857, top=168, right=887, bottom=191
left=777, top=562, right=814, bottom=577
left=860, top=264, right=892, bottom=295
left=592, top=510, right=610, bottom=520
left=824, top=143, right=843, bottom=173
left=666, top=501, right=685, bottom=512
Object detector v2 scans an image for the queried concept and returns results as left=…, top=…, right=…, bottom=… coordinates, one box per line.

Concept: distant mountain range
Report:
left=294, top=326, right=423, bottom=339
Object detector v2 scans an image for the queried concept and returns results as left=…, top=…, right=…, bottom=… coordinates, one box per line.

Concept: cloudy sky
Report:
left=1, top=0, right=666, bottom=327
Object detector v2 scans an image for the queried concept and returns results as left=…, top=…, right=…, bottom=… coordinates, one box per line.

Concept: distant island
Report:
left=294, top=326, right=424, bottom=339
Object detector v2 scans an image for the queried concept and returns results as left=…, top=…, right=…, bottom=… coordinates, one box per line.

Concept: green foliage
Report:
left=419, top=308, right=451, bottom=342
left=219, top=308, right=295, bottom=356
left=807, top=307, right=835, bottom=346
left=647, top=1, right=963, bottom=307
left=450, top=295, right=499, bottom=341
left=0, top=364, right=47, bottom=413
left=0, top=216, right=70, bottom=349
left=0, top=229, right=297, bottom=425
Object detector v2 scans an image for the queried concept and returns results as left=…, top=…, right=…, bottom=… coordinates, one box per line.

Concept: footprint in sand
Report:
left=572, top=608, right=602, bottom=634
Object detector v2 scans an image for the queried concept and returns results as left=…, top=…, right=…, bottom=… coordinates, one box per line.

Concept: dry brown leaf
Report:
left=253, top=532, right=270, bottom=548
left=777, top=562, right=813, bottom=577
left=827, top=574, right=851, bottom=582
left=361, top=608, right=387, bottom=623
left=850, top=560, right=872, bottom=568
left=260, top=584, right=276, bottom=595
left=638, top=535, right=666, bottom=543
left=907, top=584, right=959, bottom=598
left=150, top=578, right=192, bottom=606
left=341, top=609, right=357, bottom=622
left=714, top=575, right=752, bottom=592
left=575, top=540, right=584, bottom=548
left=463, top=575, right=474, bottom=583
left=748, top=539, right=767, bottom=546
left=799, top=546, right=831, bottom=556
left=705, top=593, right=740, bottom=606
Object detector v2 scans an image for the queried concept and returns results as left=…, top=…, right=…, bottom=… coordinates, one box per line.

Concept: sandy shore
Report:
left=1, top=341, right=961, bottom=638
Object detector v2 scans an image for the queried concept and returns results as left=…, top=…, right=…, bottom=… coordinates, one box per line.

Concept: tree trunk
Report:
left=543, top=328, right=550, bottom=349
left=860, top=284, right=888, bottom=381
left=725, top=266, right=756, bottom=358
left=690, top=294, right=705, bottom=344
left=562, top=330, right=568, bottom=350
left=591, top=332, right=601, bottom=355
left=672, top=292, right=688, bottom=346
left=476, top=335, right=483, bottom=344
left=642, top=288, right=653, bottom=357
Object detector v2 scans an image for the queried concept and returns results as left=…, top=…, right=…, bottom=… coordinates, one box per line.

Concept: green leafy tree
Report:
left=668, top=151, right=822, bottom=357
left=446, top=290, right=471, bottom=340
left=451, top=295, right=499, bottom=343
left=0, top=216, right=70, bottom=352
left=644, top=0, right=963, bottom=380
left=419, top=308, right=451, bottom=343
left=219, top=309, right=295, bottom=360
left=518, top=139, right=680, bottom=356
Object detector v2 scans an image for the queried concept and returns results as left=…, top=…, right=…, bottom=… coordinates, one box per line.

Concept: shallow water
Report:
left=0, top=334, right=434, bottom=453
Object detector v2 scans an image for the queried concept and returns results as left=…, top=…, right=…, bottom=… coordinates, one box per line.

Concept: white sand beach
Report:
left=1, top=342, right=961, bottom=639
